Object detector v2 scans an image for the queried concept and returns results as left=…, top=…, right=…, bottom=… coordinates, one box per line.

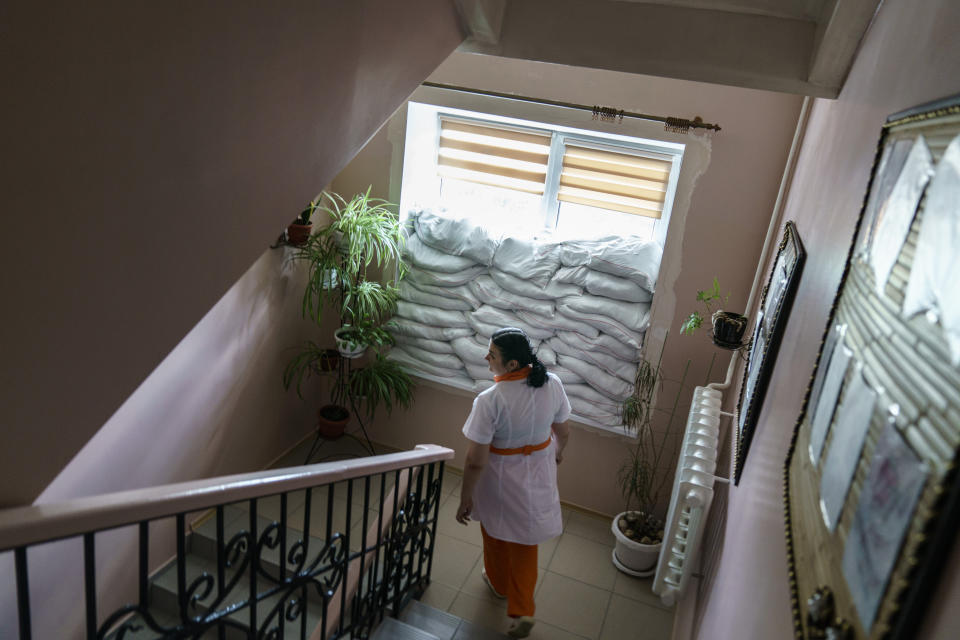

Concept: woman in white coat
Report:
left=456, top=327, right=571, bottom=639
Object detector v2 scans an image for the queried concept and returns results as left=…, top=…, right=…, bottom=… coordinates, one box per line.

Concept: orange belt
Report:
left=489, top=437, right=551, bottom=456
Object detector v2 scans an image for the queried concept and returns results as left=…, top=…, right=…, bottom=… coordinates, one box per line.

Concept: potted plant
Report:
left=283, top=188, right=415, bottom=443
left=613, top=342, right=687, bottom=577
left=286, top=199, right=320, bottom=246
left=680, top=277, right=747, bottom=349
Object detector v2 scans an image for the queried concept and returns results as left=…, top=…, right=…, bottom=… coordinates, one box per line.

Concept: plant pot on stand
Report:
left=711, top=311, right=748, bottom=349
left=611, top=511, right=663, bottom=577
left=316, top=404, right=349, bottom=439
left=334, top=326, right=367, bottom=359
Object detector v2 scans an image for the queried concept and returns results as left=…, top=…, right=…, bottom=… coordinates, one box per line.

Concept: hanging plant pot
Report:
left=334, top=326, right=367, bottom=359
left=611, top=511, right=663, bottom=577
left=711, top=311, right=748, bottom=349
left=286, top=222, right=312, bottom=246
left=317, top=404, right=349, bottom=439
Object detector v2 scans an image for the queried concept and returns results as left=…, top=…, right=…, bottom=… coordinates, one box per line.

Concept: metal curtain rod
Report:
left=420, top=81, right=721, bottom=133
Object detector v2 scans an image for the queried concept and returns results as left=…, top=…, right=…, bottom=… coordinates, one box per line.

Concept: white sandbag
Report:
left=557, top=354, right=633, bottom=401
left=548, top=365, right=585, bottom=385
left=557, top=305, right=646, bottom=348
left=398, top=281, right=473, bottom=311
left=568, top=396, right=624, bottom=427
left=406, top=281, right=480, bottom=309
left=468, top=314, right=499, bottom=339
left=515, top=308, right=600, bottom=339
left=388, top=318, right=474, bottom=341
left=388, top=346, right=470, bottom=381
left=471, top=305, right=555, bottom=340
left=451, top=335, right=488, bottom=365
left=414, top=210, right=502, bottom=265
left=534, top=341, right=557, bottom=367
left=396, top=301, right=470, bottom=328
left=559, top=237, right=662, bottom=290
left=393, top=334, right=457, bottom=355
left=465, top=363, right=494, bottom=381
left=474, top=379, right=495, bottom=392
left=489, top=268, right=581, bottom=300
left=560, top=294, right=651, bottom=332
left=407, top=264, right=487, bottom=287
left=395, top=345, right=464, bottom=371
left=555, top=330, right=642, bottom=362
left=555, top=266, right=652, bottom=303
left=492, top=237, right=561, bottom=288
left=469, top=276, right=555, bottom=316
left=548, top=337, right=637, bottom=383
left=404, top=233, right=480, bottom=273
left=564, top=384, right=623, bottom=412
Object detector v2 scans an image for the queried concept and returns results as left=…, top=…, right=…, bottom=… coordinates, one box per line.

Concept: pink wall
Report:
left=694, top=0, right=960, bottom=638
left=0, top=1, right=462, bottom=636
left=332, top=53, right=802, bottom=516
left=0, top=1, right=462, bottom=507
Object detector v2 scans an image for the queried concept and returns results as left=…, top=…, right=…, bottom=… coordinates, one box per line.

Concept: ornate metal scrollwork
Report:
left=98, top=464, right=445, bottom=639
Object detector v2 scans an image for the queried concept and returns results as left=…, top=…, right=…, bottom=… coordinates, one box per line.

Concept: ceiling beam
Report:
left=808, top=0, right=882, bottom=91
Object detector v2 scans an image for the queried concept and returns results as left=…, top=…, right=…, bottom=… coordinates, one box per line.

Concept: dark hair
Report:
left=491, top=327, right=548, bottom=388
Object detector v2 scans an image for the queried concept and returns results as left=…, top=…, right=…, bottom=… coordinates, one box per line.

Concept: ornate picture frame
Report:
left=735, top=221, right=806, bottom=484
left=784, top=94, right=960, bottom=640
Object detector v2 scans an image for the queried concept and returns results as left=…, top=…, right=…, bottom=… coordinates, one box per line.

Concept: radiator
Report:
left=652, top=386, right=723, bottom=607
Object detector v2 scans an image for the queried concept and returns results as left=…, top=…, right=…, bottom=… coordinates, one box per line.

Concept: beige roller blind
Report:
left=559, top=145, right=672, bottom=218
left=437, top=118, right=551, bottom=195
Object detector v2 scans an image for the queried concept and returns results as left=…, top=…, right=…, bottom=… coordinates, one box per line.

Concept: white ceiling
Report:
left=456, top=0, right=881, bottom=97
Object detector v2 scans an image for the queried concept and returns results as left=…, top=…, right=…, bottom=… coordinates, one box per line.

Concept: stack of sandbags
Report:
left=388, top=209, right=661, bottom=428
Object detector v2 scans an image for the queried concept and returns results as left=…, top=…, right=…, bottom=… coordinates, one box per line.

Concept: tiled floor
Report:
left=426, top=468, right=674, bottom=640
left=271, top=434, right=675, bottom=640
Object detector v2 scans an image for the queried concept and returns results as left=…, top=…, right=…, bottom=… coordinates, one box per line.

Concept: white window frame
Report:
left=400, top=102, right=685, bottom=247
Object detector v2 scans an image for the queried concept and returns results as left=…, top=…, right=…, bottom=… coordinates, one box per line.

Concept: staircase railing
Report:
left=0, top=444, right=454, bottom=640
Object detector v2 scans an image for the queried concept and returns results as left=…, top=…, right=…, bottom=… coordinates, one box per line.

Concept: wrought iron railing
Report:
left=0, top=444, right=454, bottom=640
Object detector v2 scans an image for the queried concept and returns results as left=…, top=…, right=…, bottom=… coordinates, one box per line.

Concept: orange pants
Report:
left=480, top=524, right=538, bottom=617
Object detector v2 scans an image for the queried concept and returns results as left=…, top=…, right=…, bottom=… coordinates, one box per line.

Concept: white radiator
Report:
left=652, top=386, right=723, bottom=607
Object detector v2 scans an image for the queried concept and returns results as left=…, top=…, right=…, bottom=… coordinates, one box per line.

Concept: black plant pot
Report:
left=711, top=311, right=747, bottom=349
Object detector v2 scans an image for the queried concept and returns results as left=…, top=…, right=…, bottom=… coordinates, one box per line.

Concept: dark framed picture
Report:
left=784, top=93, right=960, bottom=640
left=735, top=221, right=805, bottom=485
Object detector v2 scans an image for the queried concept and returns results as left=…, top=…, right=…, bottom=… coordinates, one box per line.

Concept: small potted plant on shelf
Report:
left=286, top=199, right=320, bottom=246
left=680, top=277, right=747, bottom=349
left=613, top=340, right=687, bottom=577
left=283, top=187, right=415, bottom=443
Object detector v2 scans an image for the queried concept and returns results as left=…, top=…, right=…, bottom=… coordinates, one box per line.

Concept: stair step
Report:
left=147, top=552, right=325, bottom=638
left=371, top=616, right=442, bottom=640
left=398, top=599, right=461, bottom=640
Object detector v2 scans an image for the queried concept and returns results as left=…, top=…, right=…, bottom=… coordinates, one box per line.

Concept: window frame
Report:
left=404, top=102, right=685, bottom=246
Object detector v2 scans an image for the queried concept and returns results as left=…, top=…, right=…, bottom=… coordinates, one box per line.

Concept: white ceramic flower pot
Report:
left=334, top=326, right=366, bottom=359
left=611, top=511, right=662, bottom=577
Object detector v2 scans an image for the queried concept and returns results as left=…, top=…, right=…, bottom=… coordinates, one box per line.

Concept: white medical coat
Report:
left=462, top=372, right=571, bottom=545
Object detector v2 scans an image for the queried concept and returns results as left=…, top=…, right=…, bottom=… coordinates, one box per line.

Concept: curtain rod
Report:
left=420, top=81, right=721, bottom=134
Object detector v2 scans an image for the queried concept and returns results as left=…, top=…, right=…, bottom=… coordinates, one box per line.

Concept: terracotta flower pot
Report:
left=286, top=222, right=312, bottom=246
left=317, top=404, right=349, bottom=439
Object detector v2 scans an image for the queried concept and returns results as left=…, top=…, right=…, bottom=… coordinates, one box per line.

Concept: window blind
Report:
left=437, top=118, right=551, bottom=195
left=559, top=145, right=672, bottom=218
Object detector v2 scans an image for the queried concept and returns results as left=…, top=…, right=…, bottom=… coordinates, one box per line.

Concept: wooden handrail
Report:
left=0, top=444, right=454, bottom=551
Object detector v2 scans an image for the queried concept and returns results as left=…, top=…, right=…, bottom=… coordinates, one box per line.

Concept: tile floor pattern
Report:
left=273, top=435, right=675, bottom=640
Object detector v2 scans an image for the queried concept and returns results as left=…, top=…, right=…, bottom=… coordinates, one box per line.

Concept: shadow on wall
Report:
left=0, top=247, right=321, bottom=638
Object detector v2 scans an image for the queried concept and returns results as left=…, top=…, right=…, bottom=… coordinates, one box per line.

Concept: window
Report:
left=400, top=103, right=684, bottom=245
left=394, top=101, right=685, bottom=434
